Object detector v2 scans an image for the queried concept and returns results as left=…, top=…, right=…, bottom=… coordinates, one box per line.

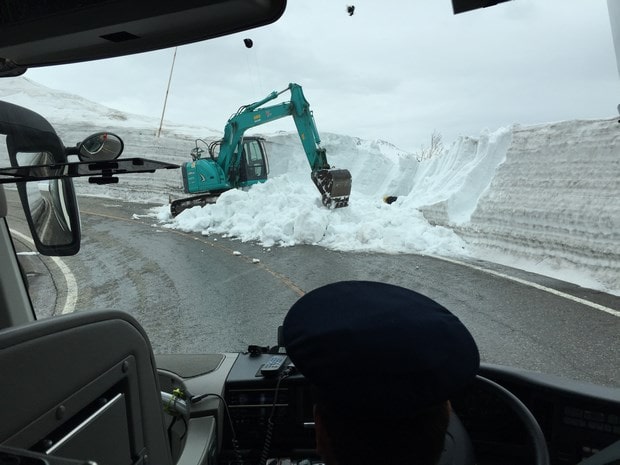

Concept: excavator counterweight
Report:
left=170, top=83, right=351, bottom=217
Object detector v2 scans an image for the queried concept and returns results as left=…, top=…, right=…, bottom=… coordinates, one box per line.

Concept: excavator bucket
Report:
left=311, top=168, right=352, bottom=208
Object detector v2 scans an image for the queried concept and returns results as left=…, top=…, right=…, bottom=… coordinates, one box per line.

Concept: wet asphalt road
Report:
left=9, top=194, right=620, bottom=389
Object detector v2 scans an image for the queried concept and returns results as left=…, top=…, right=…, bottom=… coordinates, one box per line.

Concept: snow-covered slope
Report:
left=0, top=77, right=220, bottom=202
left=1, top=77, right=618, bottom=295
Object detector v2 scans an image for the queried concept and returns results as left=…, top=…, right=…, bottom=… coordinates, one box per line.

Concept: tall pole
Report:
left=157, top=47, right=178, bottom=138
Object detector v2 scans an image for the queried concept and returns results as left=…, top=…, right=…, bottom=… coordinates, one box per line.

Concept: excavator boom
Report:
left=170, top=83, right=351, bottom=216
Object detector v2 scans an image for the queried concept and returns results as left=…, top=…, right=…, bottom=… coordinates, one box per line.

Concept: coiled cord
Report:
left=259, top=368, right=292, bottom=465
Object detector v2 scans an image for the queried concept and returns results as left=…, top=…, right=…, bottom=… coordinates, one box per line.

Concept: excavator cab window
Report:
left=239, top=138, right=269, bottom=183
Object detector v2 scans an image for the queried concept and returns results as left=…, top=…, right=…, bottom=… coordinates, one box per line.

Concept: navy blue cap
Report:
left=282, top=281, right=479, bottom=418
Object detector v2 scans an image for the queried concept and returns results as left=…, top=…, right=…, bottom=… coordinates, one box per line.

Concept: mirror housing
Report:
left=14, top=169, right=80, bottom=256
left=0, top=101, right=81, bottom=256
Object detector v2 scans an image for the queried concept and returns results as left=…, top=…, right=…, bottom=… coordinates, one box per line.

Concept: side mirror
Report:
left=76, top=132, right=124, bottom=161
left=0, top=100, right=82, bottom=256
left=11, top=151, right=81, bottom=256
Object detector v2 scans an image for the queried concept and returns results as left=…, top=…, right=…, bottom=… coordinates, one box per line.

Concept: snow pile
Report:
left=163, top=174, right=466, bottom=257
left=1, top=77, right=618, bottom=294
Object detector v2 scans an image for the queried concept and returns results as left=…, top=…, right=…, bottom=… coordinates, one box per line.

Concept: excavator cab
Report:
left=238, top=137, right=269, bottom=184
left=172, top=136, right=270, bottom=217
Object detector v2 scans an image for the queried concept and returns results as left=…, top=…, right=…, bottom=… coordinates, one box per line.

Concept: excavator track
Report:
left=311, top=168, right=352, bottom=208
left=169, top=190, right=228, bottom=217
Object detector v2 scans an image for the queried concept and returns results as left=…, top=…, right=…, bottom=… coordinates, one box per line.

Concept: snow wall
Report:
left=418, top=120, right=619, bottom=293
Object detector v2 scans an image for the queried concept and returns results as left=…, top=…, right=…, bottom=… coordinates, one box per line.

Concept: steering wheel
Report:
left=439, top=375, right=550, bottom=465
left=474, top=375, right=550, bottom=465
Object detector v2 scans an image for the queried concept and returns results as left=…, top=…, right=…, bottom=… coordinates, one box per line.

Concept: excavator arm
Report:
left=172, top=83, right=351, bottom=216
left=219, top=84, right=341, bottom=179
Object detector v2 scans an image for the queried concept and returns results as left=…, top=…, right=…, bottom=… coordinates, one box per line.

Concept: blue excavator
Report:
left=170, top=83, right=352, bottom=216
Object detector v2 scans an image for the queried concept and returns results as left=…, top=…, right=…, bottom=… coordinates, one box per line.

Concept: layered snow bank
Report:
left=413, top=119, right=619, bottom=293
left=452, top=120, right=620, bottom=292
left=0, top=77, right=618, bottom=294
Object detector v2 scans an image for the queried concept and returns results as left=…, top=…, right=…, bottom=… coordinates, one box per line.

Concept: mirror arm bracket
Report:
left=89, top=176, right=119, bottom=185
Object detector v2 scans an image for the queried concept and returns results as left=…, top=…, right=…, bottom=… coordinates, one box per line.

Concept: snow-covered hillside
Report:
left=1, top=77, right=618, bottom=295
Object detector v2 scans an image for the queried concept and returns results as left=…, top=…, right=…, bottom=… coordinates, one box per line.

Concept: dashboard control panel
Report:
left=221, top=353, right=317, bottom=464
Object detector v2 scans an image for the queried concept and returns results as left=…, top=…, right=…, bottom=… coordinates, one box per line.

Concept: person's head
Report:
left=282, top=281, right=480, bottom=465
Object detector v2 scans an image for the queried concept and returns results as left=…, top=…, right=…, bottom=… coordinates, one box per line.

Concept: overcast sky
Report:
left=25, top=0, right=620, bottom=153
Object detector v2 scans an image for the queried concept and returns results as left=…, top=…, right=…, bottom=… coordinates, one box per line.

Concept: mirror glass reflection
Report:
left=78, top=132, right=123, bottom=161
left=17, top=151, right=74, bottom=247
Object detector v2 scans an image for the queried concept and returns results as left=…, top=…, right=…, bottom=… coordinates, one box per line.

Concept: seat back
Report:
left=0, top=310, right=173, bottom=465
